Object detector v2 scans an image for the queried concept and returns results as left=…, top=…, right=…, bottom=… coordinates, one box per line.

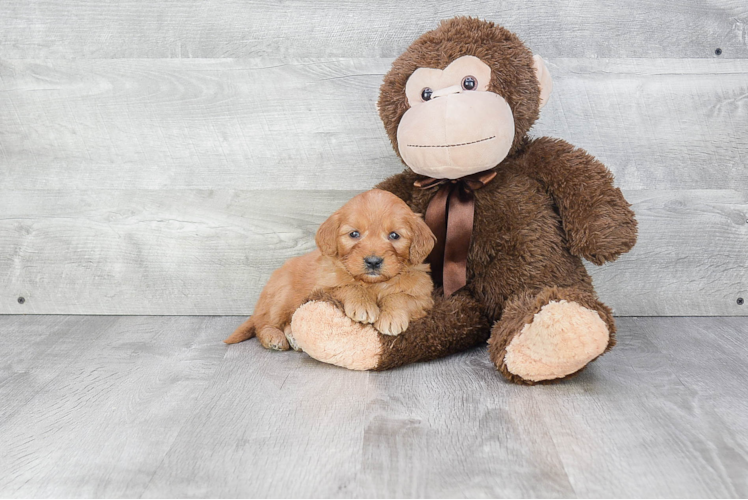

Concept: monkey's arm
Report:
left=525, top=138, right=637, bottom=265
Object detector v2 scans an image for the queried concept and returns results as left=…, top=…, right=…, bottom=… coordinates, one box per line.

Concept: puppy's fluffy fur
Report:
left=224, top=189, right=436, bottom=349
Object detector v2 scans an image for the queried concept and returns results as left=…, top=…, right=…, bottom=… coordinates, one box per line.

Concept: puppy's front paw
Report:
left=374, top=310, right=409, bottom=336
left=344, top=298, right=380, bottom=324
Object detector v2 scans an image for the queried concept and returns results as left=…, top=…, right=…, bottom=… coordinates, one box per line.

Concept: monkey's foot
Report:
left=490, top=295, right=611, bottom=384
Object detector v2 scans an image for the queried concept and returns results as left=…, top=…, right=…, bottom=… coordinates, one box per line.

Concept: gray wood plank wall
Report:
left=1, top=1, right=746, bottom=315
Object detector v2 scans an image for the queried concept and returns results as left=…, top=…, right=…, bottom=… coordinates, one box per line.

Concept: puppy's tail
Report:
left=224, top=316, right=256, bottom=344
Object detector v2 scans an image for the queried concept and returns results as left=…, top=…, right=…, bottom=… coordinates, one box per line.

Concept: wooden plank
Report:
left=355, top=353, right=574, bottom=497
left=1, top=58, right=747, bottom=191
left=642, top=316, right=748, bottom=398
left=1, top=0, right=747, bottom=59
left=0, top=189, right=353, bottom=315
left=141, top=327, right=372, bottom=498
left=0, top=316, right=233, bottom=497
left=143, top=350, right=575, bottom=498
left=0, top=58, right=394, bottom=191
left=532, top=316, right=748, bottom=497
left=536, top=58, right=748, bottom=191
left=0, top=190, right=354, bottom=314
left=589, top=189, right=748, bottom=316
left=0, top=315, right=119, bottom=422
left=638, top=314, right=748, bottom=489
left=2, top=315, right=747, bottom=497
left=0, top=188, right=745, bottom=316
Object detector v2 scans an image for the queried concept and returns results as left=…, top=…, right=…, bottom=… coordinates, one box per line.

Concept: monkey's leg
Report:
left=289, top=289, right=491, bottom=371
left=488, top=286, right=616, bottom=385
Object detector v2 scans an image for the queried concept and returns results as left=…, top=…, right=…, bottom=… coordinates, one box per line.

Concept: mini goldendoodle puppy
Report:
left=224, top=189, right=436, bottom=350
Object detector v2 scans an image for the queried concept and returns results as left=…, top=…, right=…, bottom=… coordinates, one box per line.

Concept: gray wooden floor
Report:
left=1, top=316, right=747, bottom=498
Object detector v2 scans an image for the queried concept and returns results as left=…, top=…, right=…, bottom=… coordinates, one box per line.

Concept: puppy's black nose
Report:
left=364, top=255, right=383, bottom=270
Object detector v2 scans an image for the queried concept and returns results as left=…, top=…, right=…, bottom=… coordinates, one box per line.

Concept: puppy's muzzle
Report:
left=364, top=255, right=384, bottom=273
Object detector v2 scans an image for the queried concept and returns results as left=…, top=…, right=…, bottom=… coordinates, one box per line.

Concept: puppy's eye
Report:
left=461, top=76, right=477, bottom=91
left=421, top=88, right=433, bottom=101
left=349, top=231, right=360, bottom=239
left=388, top=232, right=400, bottom=240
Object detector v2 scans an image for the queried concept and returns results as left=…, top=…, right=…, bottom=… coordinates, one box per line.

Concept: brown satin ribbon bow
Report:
left=414, top=169, right=497, bottom=297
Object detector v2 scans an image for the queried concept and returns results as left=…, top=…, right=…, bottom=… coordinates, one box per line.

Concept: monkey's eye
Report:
left=349, top=231, right=360, bottom=239
left=388, top=232, right=400, bottom=240
left=421, top=88, right=433, bottom=101
left=461, top=76, right=477, bottom=91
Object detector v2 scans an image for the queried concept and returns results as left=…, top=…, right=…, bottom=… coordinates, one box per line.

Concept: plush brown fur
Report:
left=299, top=17, right=637, bottom=383
left=225, top=189, right=436, bottom=347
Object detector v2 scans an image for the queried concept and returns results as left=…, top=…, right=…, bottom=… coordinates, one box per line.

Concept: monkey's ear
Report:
left=533, top=55, right=553, bottom=109
left=315, top=212, right=340, bottom=257
left=409, top=215, right=436, bottom=265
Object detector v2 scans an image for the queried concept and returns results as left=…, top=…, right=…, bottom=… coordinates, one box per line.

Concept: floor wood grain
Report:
left=0, top=315, right=746, bottom=498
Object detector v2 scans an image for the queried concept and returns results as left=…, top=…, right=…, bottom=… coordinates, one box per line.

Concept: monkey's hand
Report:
left=565, top=190, right=638, bottom=265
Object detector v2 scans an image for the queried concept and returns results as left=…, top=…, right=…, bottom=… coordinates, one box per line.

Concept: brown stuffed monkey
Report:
left=287, top=17, right=637, bottom=384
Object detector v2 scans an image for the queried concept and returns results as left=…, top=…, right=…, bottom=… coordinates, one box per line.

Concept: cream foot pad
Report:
left=504, top=300, right=609, bottom=382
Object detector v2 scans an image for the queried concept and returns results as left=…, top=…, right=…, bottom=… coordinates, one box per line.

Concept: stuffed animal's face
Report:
left=378, top=17, right=553, bottom=179
left=398, top=55, right=516, bottom=179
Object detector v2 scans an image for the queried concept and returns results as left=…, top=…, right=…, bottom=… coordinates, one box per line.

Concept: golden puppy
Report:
left=224, top=189, right=436, bottom=349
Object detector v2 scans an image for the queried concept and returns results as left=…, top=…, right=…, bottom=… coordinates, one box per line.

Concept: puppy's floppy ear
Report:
left=408, top=214, right=436, bottom=265
left=315, top=212, right=340, bottom=257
